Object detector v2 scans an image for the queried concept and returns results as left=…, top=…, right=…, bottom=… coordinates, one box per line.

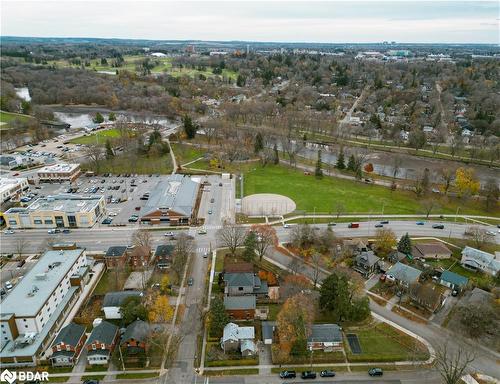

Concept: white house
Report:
left=461, top=247, right=500, bottom=276
left=220, top=323, right=256, bottom=356
left=102, top=291, right=143, bottom=319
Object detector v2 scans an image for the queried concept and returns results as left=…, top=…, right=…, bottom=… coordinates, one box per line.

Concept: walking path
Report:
left=166, top=139, right=177, bottom=174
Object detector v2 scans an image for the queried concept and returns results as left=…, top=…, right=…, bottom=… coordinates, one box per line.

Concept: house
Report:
left=224, top=262, right=254, bottom=274
left=461, top=247, right=500, bottom=276
left=354, top=251, right=380, bottom=277
left=224, top=272, right=268, bottom=297
left=261, top=321, right=277, bottom=345
left=37, top=163, right=81, bottom=183
left=388, top=250, right=408, bottom=264
left=224, top=295, right=256, bottom=320
left=102, top=291, right=143, bottom=319
left=86, top=321, right=119, bottom=365
left=307, top=324, right=343, bottom=352
left=105, top=246, right=129, bottom=269
left=50, top=323, right=86, bottom=367
left=220, top=323, right=256, bottom=356
left=139, top=175, right=199, bottom=226
left=121, top=320, right=149, bottom=354
left=440, top=270, right=468, bottom=291
left=412, top=243, right=452, bottom=260
left=386, top=262, right=422, bottom=287
left=409, top=283, right=445, bottom=313
left=154, top=245, right=174, bottom=269
left=129, top=246, right=151, bottom=268
left=343, top=239, right=368, bottom=255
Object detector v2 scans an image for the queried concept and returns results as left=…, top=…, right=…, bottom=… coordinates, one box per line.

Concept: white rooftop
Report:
left=38, top=163, right=79, bottom=174
left=0, top=177, right=27, bottom=194
left=0, top=249, right=85, bottom=317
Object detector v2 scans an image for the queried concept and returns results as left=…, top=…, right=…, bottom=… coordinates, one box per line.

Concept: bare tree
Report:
left=420, top=199, right=440, bottom=218
left=83, top=145, right=104, bottom=173
left=334, top=202, right=346, bottom=219
left=435, top=343, right=475, bottom=384
left=464, top=226, right=491, bottom=249
left=171, top=233, right=194, bottom=282
left=217, top=223, right=246, bottom=256
left=131, top=229, right=153, bottom=248
left=15, top=238, right=28, bottom=257
left=439, top=168, right=455, bottom=195
left=311, top=253, right=322, bottom=288
left=251, top=224, right=277, bottom=261
left=392, top=155, right=402, bottom=179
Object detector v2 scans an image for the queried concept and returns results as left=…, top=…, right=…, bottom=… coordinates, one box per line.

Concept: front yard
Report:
left=345, top=322, right=429, bottom=362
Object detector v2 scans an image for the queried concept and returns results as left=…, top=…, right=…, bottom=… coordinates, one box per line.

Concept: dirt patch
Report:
left=242, top=193, right=296, bottom=216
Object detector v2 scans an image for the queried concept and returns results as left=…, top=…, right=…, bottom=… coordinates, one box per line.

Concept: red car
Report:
left=12, top=173, right=19, bottom=176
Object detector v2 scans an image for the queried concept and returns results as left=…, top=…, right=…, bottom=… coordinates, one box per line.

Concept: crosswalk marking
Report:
left=196, top=247, right=210, bottom=253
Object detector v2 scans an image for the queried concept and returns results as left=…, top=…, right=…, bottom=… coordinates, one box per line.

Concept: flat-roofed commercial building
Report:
left=0, top=177, right=29, bottom=204
left=0, top=248, right=88, bottom=367
left=37, top=163, right=81, bottom=183
left=139, top=174, right=200, bottom=226
left=4, top=194, right=105, bottom=229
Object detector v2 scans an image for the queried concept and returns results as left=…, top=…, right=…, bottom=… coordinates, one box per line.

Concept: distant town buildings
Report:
left=0, top=177, right=29, bottom=204
left=37, top=163, right=81, bottom=183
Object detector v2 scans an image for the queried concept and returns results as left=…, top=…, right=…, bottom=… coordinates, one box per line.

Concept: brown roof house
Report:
left=412, top=243, right=452, bottom=260
left=129, top=246, right=151, bottom=268
left=408, top=283, right=445, bottom=313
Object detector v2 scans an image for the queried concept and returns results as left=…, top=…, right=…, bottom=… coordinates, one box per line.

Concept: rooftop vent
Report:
left=35, top=273, right=47, bottom=280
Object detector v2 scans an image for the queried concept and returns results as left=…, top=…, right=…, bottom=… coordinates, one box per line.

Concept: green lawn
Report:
left=204, top=369, right=259, bottom=376
left=243, top=164, right=496, bottom=216
left=171, top=143, right=207, bottom=165
left=70, top=129, right=121, bottom=145
left=0, top=111, right=33, bottom=129
left=93, top=270, right=130, bottom=295
left=115, top=372, right=159, bottom=379
left=345, top=323, right=429, bottom=362
left=83, top=153, right=172, bottom=175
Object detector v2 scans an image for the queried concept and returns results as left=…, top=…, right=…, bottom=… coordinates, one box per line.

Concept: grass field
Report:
left=171, top=143, right=207, bottom=165
left=115, top=372, right=159, bottom=379
left=0, top=110, right=33, bottom=129
left=83, top=153, right=173, bottom=175
left=243, top=164, right=496, bottom=216
left=345, top=323, right=429, bottom=362
left=70, top=128, right=121, bottom=145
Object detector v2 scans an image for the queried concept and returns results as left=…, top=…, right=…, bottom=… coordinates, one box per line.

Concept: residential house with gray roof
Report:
left=224, top=272, right=268, bottom=297
left=307, top=324, right=343, bottom=352
left=86, top=321, right=119, bottom=365
left=386, top=262, right=422, bottom=287
left=102, top=291, right=143, bottom=319
left=461, top=247, right=500, bottom=276
left=50, top=323, right=86, bottom=366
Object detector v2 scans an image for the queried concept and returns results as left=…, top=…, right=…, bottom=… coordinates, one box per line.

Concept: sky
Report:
left=1, top=1, right=499, bottom=44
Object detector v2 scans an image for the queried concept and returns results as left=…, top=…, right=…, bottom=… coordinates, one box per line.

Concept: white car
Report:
left=283, top=224, right=291, bottom=228
left=486, top=230, right=497, bottom=236
left=5, top=281, right=13, bottom=290
left=164, top=232, right=175, bottom=237
left=108, top=212, right=118, bottom=217
left=3, top=230, right=14, bottom=235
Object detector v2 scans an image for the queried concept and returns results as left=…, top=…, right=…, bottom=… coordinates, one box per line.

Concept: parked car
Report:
left=320, top=370, right=336, bottom=377
left=197, top=228, right=207, bottom=235
left=102, top=218, right=113, bottom=225
left=218, top=182, right=223, bottom=186
left=3, top=229, right=14, bottom=235
left=279, top=370, right=296, bottom=379
left=48, top=229, right=61, bottom=234
left=432, top=224, right=445, bottom=229
left=208, top=210, right=213, bottom=215
left=17, top=260, right=26, bottom=269
left=62, top=229, right=71, bottom=233
left=5, top=281, right=13, bottom=290
left=83, top=380, right=100, bottom=384
left=128, top=215, right=139, bottom=222
left=109, top=212, right=117, bottom=217
left=368, top=368, right=383, bottom=376
left=283, top=224, right=291, bottom=229
left=301, top=371, right=317, bottom=379
left=187, top=278, right=194, bottom=286
left=210, top=198, right=215, bottom=203
left=485, top=230, right=496, bottom=236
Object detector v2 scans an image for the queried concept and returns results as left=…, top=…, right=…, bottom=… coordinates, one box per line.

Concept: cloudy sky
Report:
left=1, top=1, right=498, bottom=44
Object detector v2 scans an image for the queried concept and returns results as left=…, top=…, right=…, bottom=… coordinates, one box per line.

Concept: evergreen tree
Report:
left=108, top=112, right=116, bottom=121
left=242, top=232, right=257, bottom=262
left=105, top=139, right=114, bottom=159
left=336, top=148, right=345, bottom=169
left=315, top=150, right=323, bottom=179
left=254, top=132, right=264, bottom=153
left=236, top=74, right=246, bottom=87
left=93, top=112, right=104, bottom=124
left=273, top=143, right=279, bottom=165
left=209, top=297, right=229, bottom=338
left=183, top=115, right=197, bottom=139
left=397, top=233, right=412, bottom=255
left=347, top=154, right=356, bottom=171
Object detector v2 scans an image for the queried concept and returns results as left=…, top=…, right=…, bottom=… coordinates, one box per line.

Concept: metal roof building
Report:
left=139, top=174, right=199, bottom=225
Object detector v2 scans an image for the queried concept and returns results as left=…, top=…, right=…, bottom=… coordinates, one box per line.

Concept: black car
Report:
left=17, top=260, right=26, bottom=268
left=320, top=370, right=336, bottom=377
left=301, top=371, right=317, bottom=379
left=368, top=368, right=383, bottom=376
left=102, top=218, right=113, bottom=225
left=380, top=220, right=389, bottom=224
left=83, top=380, right=100, bottom=384
left=375, top=223, right=383, bottom=228
left=62, top=229, right=71, bottom=233
left=279, top=370, right=296, bottom=379
left=432, top=224, right=445, bottom=229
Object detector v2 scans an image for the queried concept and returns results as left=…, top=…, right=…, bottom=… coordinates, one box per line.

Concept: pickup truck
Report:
left=348, top=223, right=360, bottom=228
